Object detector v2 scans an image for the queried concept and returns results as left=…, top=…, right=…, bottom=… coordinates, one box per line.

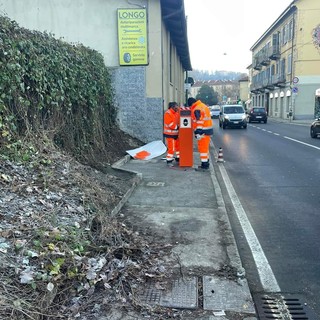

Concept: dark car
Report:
left=310, top=118, right=320, bottom=138
left=247, top=107, right=268, bottom=123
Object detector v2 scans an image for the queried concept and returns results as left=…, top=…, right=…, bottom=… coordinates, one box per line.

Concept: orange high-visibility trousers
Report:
left=165, top=137, right=179, bottom=161
left=197, top=135, right=210, bottom=163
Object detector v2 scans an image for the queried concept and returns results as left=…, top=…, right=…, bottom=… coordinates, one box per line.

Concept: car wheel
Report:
left=264, top=119, right=267, bottom=124
left=248, top=118, right=251, bottom=123
left=222, top=123, right=226, bottom=129
left=310, top=127, right=317, bottom=138
left=243, top=125, right=247, bottom=129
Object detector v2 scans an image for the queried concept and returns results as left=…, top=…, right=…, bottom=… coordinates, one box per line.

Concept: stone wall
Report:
left=111, top=66, right=163, bottom=143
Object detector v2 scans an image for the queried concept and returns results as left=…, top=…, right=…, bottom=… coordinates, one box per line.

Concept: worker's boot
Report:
left=166, top=159, right=174, bottom=167
left=198, top=161, right=209, bottom=170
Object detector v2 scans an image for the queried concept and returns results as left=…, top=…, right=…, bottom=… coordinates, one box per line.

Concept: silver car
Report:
left=210, top=105, right=220, bottom=119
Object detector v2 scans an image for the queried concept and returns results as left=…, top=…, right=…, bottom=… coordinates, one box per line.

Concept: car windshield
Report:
left=224, top=106, right=244, bottom=114
left=253, top=108, right=265, bottom=112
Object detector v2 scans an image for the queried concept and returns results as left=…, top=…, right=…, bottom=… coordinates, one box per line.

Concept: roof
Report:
left=250, top=1, right=296, bottom=50
left=192, top=80, right=237, bottom=87
left=239, top=76, right=249, bottom=82
left=160, top=0, right=192, bottom=71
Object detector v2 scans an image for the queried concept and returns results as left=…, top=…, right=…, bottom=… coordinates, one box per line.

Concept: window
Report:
left=272, top=32, right=280, bottom=50
left=288, top=20, right=294, bottom=41
left=276, top=61, right=280, bottom=75
left=271, top=64, right=275, bottom=76
left=280, top=58, right=286, bottom=76
left=287, top=53, right=292, bottom=74
left=282, top=25, right=287, bottom=45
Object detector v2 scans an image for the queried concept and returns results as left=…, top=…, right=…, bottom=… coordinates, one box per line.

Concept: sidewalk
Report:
left=108, top=145, right=257, bottom=320
left=269, top=116, right=311, bottom=126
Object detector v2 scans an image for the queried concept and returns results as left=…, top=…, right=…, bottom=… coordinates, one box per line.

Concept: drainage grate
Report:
left=138, top=278, right=198, bottom=309
left=254, top=294, right=319, bottom=320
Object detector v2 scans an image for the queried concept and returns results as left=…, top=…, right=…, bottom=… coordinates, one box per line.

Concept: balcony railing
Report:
left=272, top=73, right=286, bottom=86
left=263, top=77, right=274, bottom=89
left=258, top=50, right=270, bottom=66
left=268, top=45, right=280, bottom=60
left=250, top=78, right=264, bottom=92
left=253, top=61, right=262, bottom=70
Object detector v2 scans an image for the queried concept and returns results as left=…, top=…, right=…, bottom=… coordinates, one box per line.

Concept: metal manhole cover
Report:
left=138, top=277, right=198, bottom=309
left=254, top=294, right=319, bottom=320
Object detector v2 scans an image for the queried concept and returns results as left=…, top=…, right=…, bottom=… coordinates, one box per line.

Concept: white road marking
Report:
left=251, top=125, right=320, bottom=150
left=217, top=164, right=281, bottom=293
left=284, top=136, right=320, bottom=150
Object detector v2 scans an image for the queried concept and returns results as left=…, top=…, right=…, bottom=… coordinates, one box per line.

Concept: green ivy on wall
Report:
left=0, top=15, right=116, bottom=161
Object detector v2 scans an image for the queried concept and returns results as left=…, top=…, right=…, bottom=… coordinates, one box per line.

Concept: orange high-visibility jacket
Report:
left=163, top=108, right=179, bottom=139
left=191, top=100, right=213, bottom=136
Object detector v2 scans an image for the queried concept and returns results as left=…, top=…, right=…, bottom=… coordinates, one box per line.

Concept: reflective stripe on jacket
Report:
left=191, top=100, right=213, bottom=135
left=163, top=108, right=179, bottom=139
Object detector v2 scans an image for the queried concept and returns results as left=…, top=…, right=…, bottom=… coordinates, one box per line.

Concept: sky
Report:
left=184, top=0, right=293, bottom=73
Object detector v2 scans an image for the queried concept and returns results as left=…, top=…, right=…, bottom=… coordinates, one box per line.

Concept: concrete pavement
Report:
left=108, top=142, right=257, bottom=320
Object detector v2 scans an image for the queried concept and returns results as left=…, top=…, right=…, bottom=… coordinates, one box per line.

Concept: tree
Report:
left=196, top=84, right=219, bottom=105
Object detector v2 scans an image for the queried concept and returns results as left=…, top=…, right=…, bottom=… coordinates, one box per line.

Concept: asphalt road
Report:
left=211, top=118, right=320, bottom=317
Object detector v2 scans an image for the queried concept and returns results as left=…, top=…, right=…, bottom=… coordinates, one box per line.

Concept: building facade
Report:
left=0, top=0, right=191, bottom=142
left=238, top=77, right=250, bottom=108
left=249, top=0, right=320, bottom=120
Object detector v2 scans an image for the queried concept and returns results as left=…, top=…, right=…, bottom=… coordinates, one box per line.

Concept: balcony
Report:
left=268, top=45, right=280, bottom=60
left=260, top=50, right=270, bottom=66
left=253, top=62, right=262, bottom=70
left=252, top=54, right=262, bottom=70
left=263, top=78, right=274, bottom=90
left=272, top=74, right=286, bottom=87
left=250, top=80, right=264, bottom=94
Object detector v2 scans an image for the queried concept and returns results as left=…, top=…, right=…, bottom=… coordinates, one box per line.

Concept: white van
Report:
left=219, top=105, right=247, bottom=129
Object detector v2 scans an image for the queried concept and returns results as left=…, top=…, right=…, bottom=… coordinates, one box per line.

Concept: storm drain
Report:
left=254, top=294, right=319, bottom=320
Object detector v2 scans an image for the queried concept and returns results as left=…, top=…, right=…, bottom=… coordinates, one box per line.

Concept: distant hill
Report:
left=189, top=69, right=247, bottom=81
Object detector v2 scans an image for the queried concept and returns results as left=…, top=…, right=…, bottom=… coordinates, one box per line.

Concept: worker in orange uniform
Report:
left=163, top=101, right=180, bottom=165
left=187, top=97, right=213, bottom=170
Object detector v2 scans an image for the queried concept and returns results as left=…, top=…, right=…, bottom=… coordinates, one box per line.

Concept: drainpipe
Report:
left=290, top=9, right=296, bottom=120
left=161, top=2, right=165, bottom=144
left=185, top=70, right=188, bottom=104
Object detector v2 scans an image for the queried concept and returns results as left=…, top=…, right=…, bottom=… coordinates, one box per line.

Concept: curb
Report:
left=110, top=155, right=142, bottom=217
left=210, top=145, right=246, bottom=277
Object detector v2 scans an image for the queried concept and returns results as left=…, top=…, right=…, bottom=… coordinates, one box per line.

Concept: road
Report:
left=211, top=118, right=320, bottom=317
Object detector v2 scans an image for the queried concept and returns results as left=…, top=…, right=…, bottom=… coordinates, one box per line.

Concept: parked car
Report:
left=219, top=105, right=247, bottom=129
left=210, top=105, right=220, bottom=118
left=247, top=107, right=268, bottom=123
left=310, top=118, right=320, bottom=138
